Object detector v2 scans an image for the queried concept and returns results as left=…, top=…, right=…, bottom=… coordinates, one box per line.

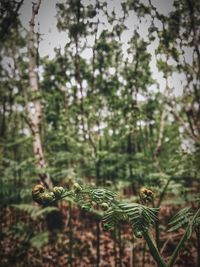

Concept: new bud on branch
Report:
left=32, top=184, right=64, bottom=205
left=73, top=182, right=82, bottom=193
left=139, top=187, right=154, bottom=203
left=52, top=186, right=64, bottom=197
left=101, top=202, right=109, bottom=211
left=32, top=184, right=45, bottom=204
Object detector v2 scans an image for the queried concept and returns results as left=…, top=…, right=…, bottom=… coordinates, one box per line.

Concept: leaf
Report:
left=30, top=231, right=49, bottom=250
left=11, top=204, right=40, bottom=216
left=5, top=136, right=31, bottom=147
left=90, top=188, right=117, bottom=204
left=11, top=204, right=58, bottom=220
left=102, top=206, right=125, bottom=230
left=118, top=203, right=159, bottom=235
left=168, top=207, right=192, bottom=232
left=32, top=206, right=59, bottom=219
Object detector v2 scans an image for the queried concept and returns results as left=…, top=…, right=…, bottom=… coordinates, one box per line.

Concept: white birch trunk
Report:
left=27, top=0, right=52, bottom=188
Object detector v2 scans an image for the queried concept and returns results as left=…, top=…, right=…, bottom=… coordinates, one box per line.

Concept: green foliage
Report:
left=168, top=206, right=200, bottom=233
left=10, top=221, right=49, bottom=251
left=168, top=207, right=192, bottom=232
left=102, top=202, right=159, bottom=237
left=119, top=203, right=159, bottom=236
left=33, top=183, right=158, bottom=239
left=11, top=204, right=58, bottom=220
left=0, top=1, right=199, bottom=265
left=0, top=0, right=24, bottom=44
left=31, top=182, right=200, bottom=267
left=88, top=188, right=117, bottom=205
left=9, top=222, right=31, bottom=238
left=30, top=231, right=49, bottom=251
left=102, top=207, right=125, bottom=230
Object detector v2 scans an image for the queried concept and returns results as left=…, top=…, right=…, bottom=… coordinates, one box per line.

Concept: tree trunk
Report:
left=27, top=0, right=52, bottom=188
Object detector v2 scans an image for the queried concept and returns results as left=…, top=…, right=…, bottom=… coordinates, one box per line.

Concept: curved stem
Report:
left=167, top=208, right=200, bottom=267
left=143, top=231, right=167, bottom=267
left=155, top=177, right=172, bottom=249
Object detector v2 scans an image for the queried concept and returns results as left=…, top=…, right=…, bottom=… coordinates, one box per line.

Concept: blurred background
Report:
left=0, top=0, right=199, bottom=266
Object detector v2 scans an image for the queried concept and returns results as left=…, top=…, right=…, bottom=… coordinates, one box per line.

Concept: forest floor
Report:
left=0, top=195, right=198, bottom=267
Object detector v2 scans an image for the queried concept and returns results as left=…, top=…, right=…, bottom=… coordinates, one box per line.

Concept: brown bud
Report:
left=32, top=184, right=45, bottom=202
left=139, top=187, right=154, bottom=203
left=41, top=193, right=54, bottom=202
left=52, top=186, right=64, bottom=197
left=140, top=187, right=154, bottom=197
left=101, top=202, right=109, bottom=211
left=73, top=183, right=82, bottom=193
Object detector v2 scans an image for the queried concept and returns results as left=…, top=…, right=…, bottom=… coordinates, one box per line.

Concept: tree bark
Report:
left=27, top=0, right=52, bottom=188
left=153, top=108, right=166, bottom=170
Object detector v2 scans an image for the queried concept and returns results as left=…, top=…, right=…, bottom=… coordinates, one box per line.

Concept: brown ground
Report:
left=0, top=201, right=198, bottom=267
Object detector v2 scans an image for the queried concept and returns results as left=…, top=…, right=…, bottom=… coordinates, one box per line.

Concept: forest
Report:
left=0, top=0, right=200, bottom=266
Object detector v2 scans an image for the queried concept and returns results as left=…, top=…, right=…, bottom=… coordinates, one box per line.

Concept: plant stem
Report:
left=155, top=177, right=172, bottom=249
left=142, top=241, right=146, bottom=267
left=155, top=219, right=160, bottom=250
left=157, top=177, right=172, bottom=207
left=143, top=231, right=167, bottom=267
left=59, top=191, right=73, bottom=200
left=132, top=241, right=137, bottom=267
left=114, top=227, right=117, bottom=267
left=167, top=208, right=200, bottom=267
left=118, top=226, right=123, bottom=267
left=196, top=226, right=200, bottom=267
left=69, top=202, right=73, bottom=267
left=96, top=219, right=100, bottom=267
left=196, top=202, right=200, bottom=267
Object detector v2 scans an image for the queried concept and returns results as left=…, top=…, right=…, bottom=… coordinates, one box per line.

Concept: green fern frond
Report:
left=32, top=206, right=59, bottom=219
left=30, top=231, right=49, bottom=250
left=168, top=207, right=192, bottom=232
left=89, top=188, right=117, bottom=205
left=102, top=206, right=125, bottom=230
left=102, top=209, right=117, bottom=230
left=9, top=222, right=30, bottom=237
left=194, top=216, right=200, bottom=227
left=118, top=203, right=159, bottom=236
left=11, top=204, right=40, bottom=216
left=11, top=204, right=58, bottom=219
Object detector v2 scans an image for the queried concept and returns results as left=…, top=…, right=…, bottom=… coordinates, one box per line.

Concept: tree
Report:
left=26, top=0, right=53, bottom=188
